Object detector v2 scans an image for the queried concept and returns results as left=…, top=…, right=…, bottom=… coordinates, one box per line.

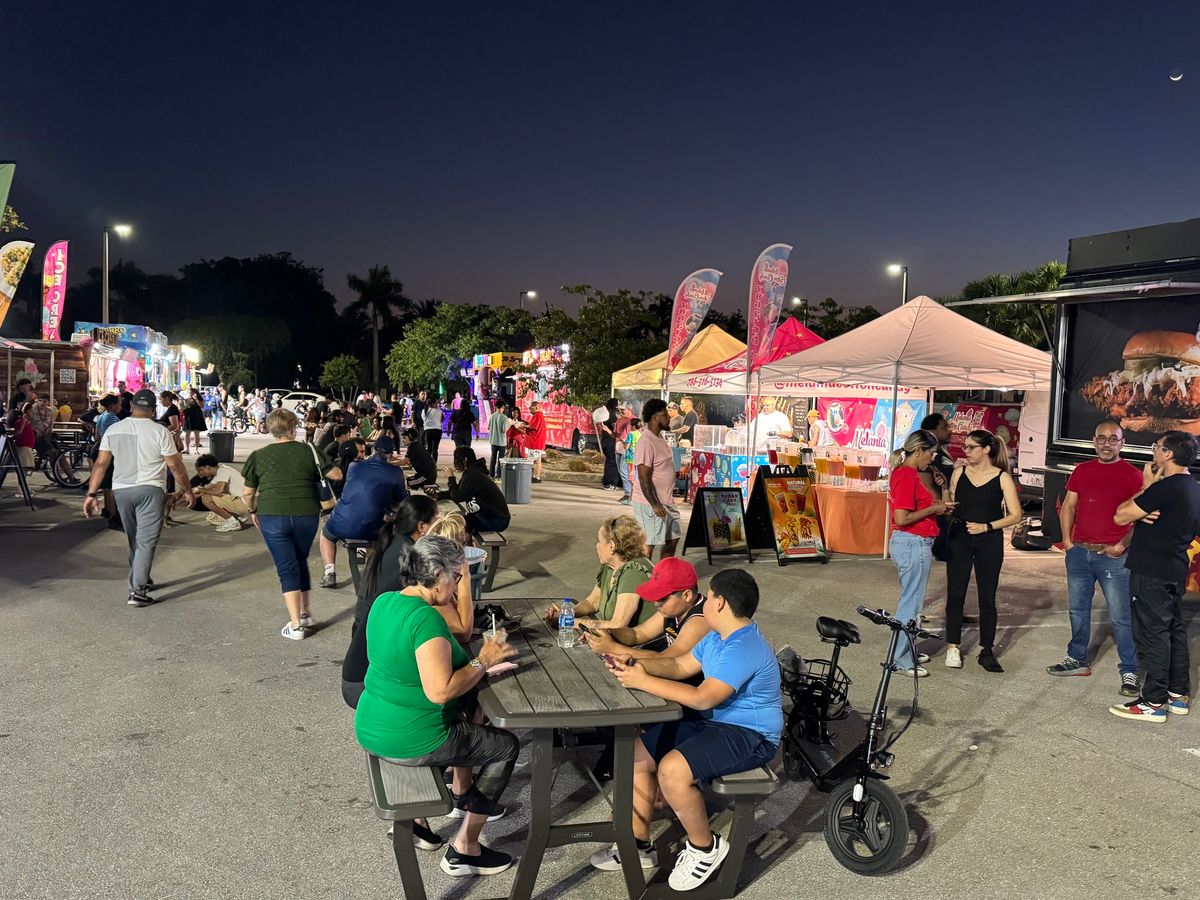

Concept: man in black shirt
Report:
left=9, top=376, right=32, bottom=411
left=1112, top=430, right=1200, bottom=722
left=672, top=396, right=699, bottom=445
left=116, top=380, right=135, bottom=419
left=919, top=412, right=955, bottom=489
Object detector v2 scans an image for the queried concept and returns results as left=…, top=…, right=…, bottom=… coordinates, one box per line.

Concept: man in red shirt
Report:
left=1047, top=420, right=1143, bottom=695
left=526, top=401, right=548, bottom=483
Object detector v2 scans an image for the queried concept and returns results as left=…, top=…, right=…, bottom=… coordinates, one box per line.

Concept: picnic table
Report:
left=476, top=597, right=682, bottom=900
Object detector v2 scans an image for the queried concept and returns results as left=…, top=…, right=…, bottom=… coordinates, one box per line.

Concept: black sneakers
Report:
left=439, top=843, right=514, bottom=877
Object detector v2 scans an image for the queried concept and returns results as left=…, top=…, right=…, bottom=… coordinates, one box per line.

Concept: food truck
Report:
left=956, top=216, right=1200, bottom=582
left=514, top=346, right=596, bottom=451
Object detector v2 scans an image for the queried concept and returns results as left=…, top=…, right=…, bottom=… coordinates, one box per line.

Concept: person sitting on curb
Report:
left=318, top=436, right=409, bottom=588
left=191, top=453, right=251, bottom=532
left=592, top=569, right=782, bottom=892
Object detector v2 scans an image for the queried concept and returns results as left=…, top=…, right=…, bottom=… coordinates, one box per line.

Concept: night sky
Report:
left=6, top=2, right=1199, bottom=317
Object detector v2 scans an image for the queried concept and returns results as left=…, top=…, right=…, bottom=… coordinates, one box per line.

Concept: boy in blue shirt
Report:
left=594, top=569, right=782, bottom=891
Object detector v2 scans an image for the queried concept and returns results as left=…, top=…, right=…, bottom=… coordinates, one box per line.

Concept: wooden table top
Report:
left=476, top=598, right=682, bottom=730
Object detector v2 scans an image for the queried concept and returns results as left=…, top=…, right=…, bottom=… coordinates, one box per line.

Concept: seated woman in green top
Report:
left=544, top=515, right=656, bottom=629
left=354, top=534, right=520, bottom=879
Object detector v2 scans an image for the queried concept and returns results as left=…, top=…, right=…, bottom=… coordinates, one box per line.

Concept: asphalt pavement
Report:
left=2, top=433, right=1198, bottom=900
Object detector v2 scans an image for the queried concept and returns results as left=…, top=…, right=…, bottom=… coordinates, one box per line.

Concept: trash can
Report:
left=500, top=457, right=533, bottom=505
left=208, top=430, right=236, bottom=463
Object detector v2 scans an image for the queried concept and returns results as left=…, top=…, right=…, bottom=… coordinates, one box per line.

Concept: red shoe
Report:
left=1108, top=698, right=1167, bottom=723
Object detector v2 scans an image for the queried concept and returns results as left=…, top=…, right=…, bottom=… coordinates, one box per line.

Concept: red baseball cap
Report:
left=636, top=557, right=699, bottom=602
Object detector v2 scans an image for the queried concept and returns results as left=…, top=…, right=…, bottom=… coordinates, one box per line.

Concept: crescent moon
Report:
left=1170, top=72, right=1184, bottom=82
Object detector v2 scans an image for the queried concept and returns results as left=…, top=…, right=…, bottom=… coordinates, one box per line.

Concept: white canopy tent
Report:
left=759, top=295, right=1052, bottom=392
left=758, top=296, right=1053, bottom=557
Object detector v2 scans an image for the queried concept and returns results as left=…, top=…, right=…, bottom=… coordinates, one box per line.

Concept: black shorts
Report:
left=641, top=718, right=776, bottom=784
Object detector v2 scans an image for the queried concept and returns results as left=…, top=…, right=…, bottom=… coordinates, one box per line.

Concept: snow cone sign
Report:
left=745, top=244, right=793, bottom=373
left=667, top=268, right=722, bottom=371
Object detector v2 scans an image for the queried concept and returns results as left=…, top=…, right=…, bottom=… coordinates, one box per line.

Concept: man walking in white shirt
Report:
left=84, top=389, right=192, bottom=607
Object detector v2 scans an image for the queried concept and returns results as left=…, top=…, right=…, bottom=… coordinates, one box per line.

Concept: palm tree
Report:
left=410, top=298, right=441, bottom=320
left=346, top=265, right=411, bottom=391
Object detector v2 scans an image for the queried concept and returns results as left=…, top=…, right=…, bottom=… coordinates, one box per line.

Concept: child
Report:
left=594, top=569, right=782, bottom=891
left=620, top=417, right=641, bottom=505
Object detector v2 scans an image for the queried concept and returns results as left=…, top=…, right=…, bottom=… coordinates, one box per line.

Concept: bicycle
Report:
left=34, top=434, right=94, bottom=489
left=778, top=605, right=940, bottom=875
left=227, top=407, right=251, bottom=434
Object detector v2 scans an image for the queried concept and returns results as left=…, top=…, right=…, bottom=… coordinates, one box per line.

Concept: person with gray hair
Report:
left=354, top=534, right=520, bottom=878
left=241, top=408, right=343, bottom=641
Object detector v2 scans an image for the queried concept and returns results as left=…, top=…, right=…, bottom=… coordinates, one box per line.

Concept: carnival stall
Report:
left=72, top=322, right=180, bottom=398
left=760, top=297, right=1053, bottom=555
left=515, top=346, right=596, bottom=451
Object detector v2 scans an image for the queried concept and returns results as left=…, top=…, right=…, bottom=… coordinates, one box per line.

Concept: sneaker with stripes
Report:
left=668, top=832, right=730, bottom=891
left=1168, top=692, right=1190, bottom=716
left=1108, top=698, right=1167, bottom=723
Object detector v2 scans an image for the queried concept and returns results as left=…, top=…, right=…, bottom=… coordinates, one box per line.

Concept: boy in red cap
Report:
left=581, top=556, right=710, bottom=664
left=590, top=569, right=781, bottom=892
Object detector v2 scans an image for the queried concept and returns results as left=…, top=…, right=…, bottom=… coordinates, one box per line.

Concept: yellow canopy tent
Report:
left=610, top=325, right=746, bottom=394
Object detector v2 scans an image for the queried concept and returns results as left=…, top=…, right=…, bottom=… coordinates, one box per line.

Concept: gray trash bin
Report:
left=500, top=457, right=533, bottom=505
left=208, top=430, right=236, bottom=463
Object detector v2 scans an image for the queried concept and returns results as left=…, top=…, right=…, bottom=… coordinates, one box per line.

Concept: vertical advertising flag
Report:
left=745, top=243, right=793, bottom=373
left=41, top=240, right=69, bottom=341
left=0, top=240, right=35, bottom=331
left=667, top=268, right=723, bottom=371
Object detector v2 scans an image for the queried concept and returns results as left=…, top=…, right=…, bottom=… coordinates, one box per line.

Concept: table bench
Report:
left=340, top=539, right=373, bottom=593
left=364, top=751, right=452, bottom=900
left=475, top=530, right=507, bottom=593
left=643, top=763, right=781, bottom=900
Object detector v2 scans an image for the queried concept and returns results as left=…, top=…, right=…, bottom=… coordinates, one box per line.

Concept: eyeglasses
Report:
left=452, top=571, right=463, bottom=584
left=962, top=443, right=982, bottom=451
left=1094, top=436, right=1123, bottom=444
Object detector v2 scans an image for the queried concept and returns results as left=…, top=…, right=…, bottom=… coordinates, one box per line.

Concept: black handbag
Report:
left=931, top=516, right=958, bottom=562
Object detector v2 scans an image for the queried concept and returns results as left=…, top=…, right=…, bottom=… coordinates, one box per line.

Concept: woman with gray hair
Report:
left=355, top=534, right=520, bottom=877
left=242, top=408, right=343, bottom=641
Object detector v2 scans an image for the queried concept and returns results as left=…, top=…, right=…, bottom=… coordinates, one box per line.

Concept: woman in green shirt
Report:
left=355, top=534, right=520, bottom=878
left=241, top=408, right=342, bottom=641
left=545, top=514, right=656, bottom=628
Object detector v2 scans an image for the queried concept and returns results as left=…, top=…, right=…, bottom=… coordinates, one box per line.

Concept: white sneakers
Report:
left=898, top=666, right=929, bottom=678
left=945, top=647, right=963, bottom=668
left=668, top=834, right=730, bottom=891
left=280, top=622, right=306, bottom=641
left=215, top=516, right=244, bottom=533
left=590, top=842, right=659, bottom=871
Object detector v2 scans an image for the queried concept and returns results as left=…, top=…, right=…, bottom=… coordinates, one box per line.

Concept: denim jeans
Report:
left=616, top=441, right=632, bottom=497
left=383, top=719, right=519, bottom=815
left=890, top=530, right=933, bottom=670
left=489, top=444, right=506, bottom=478
left=1129, top=573, right=1191, bottom=704
left=1065, top=546, right=1138, bottom=675
left=258, top=514, right=319, bottom=593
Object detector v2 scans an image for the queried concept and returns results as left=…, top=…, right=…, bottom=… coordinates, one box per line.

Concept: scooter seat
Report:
left=816, top=616, right=861, bottom=645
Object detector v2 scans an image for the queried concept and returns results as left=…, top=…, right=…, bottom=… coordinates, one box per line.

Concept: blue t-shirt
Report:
left=96, top=411, right=120, bottom=440
left=325, top=454, right=408, bottom=541
left=691, top=622, right=783, bottom=744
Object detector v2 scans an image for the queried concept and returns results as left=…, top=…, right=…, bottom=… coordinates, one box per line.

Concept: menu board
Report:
left=686, top=488, right=752, bottom=564
left=744, top=466, right=828, bottom=565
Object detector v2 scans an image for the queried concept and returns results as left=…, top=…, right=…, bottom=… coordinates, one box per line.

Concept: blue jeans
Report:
left=617, top=441, right=632, bottom=497
left=1065, top=546, right=1138, bottom=675
left=258, top=514, right=319, bottom=593
left=890, top=530, right=934, bottom=670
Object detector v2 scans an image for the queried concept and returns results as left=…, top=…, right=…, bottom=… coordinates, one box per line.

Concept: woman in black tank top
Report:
left=945, top=430, right=1023, bottom=672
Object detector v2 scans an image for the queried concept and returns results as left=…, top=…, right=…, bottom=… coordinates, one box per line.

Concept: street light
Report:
left=102, top=223, right=133, bottom=324
left=791, top=296, right=808, bottom=325
left=887, top=263, right=909, bottom=305
left=518, top=290, right=537, bottom=312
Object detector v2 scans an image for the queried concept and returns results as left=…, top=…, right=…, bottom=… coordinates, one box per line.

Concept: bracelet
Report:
left=468, top=657, right=484, bottom=671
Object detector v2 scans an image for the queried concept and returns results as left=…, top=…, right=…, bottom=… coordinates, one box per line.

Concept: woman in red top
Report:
left=10, top=404, right=36, bottom=471
left=888, top=429, right=953, bottom=677
left=506, top=408, right=529, bottom=460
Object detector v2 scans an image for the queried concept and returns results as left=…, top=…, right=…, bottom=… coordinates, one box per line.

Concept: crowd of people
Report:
left=887, top=414, right=1194, bottom=723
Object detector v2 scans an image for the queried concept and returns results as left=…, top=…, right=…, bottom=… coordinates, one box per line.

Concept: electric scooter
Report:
left=778, top=606, right=939, bottom=875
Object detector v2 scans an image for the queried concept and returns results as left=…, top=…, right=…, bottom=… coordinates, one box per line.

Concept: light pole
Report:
left=887, top=263, right=909, bottom=305
left=518, top=290, right=536, bottom=312
left=102, top=223, right=132, bottom=324
left=791, top=296, right=808, bottom=326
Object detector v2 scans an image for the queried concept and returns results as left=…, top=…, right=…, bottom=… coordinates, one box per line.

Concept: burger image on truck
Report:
left=1080, top=330, right=1200, bottom=436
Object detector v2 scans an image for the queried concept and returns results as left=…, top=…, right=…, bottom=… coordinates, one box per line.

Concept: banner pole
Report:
left=883, top=361, right=901, bottom=560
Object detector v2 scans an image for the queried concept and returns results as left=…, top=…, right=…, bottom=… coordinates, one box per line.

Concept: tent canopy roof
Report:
left=611, top=325, right=746, bottom=392
left=759, top=295, right=1052, bottom=391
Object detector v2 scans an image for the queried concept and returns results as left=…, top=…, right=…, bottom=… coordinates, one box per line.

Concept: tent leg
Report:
left=883, top=363, right=900, bottom=561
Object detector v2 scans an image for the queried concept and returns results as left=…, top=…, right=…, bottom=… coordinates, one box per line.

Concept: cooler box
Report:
left=208, top=430, right=236, bottom=463
left=500, top=457, right=533, bottom=504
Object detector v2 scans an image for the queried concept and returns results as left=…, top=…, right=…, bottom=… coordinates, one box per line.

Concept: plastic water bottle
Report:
left=558, top=599, right=577, bottom=649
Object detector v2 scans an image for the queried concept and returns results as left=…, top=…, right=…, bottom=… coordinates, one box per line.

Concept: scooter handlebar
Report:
left=856, top=606, right=942, bottom=640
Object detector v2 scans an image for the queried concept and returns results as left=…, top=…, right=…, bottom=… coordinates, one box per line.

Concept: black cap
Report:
left=132, top=389, right=157, bottom=409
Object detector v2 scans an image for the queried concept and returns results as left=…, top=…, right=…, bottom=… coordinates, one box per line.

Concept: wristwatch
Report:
left=468, top=657, right=484, bottom=671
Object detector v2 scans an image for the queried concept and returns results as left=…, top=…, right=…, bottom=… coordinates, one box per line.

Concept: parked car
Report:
left=280, top=391, right=327, bottom=413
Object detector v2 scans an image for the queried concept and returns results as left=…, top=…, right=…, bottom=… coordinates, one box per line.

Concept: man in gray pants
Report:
left=84, top=389, right=192, bottom=607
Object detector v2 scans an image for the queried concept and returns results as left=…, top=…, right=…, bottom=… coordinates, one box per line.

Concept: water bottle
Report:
left=558, top=599, right=577, bottom=649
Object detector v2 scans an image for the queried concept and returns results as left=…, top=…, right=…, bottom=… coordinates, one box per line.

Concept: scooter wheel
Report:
left=822, top=778, right=909, bottom=875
